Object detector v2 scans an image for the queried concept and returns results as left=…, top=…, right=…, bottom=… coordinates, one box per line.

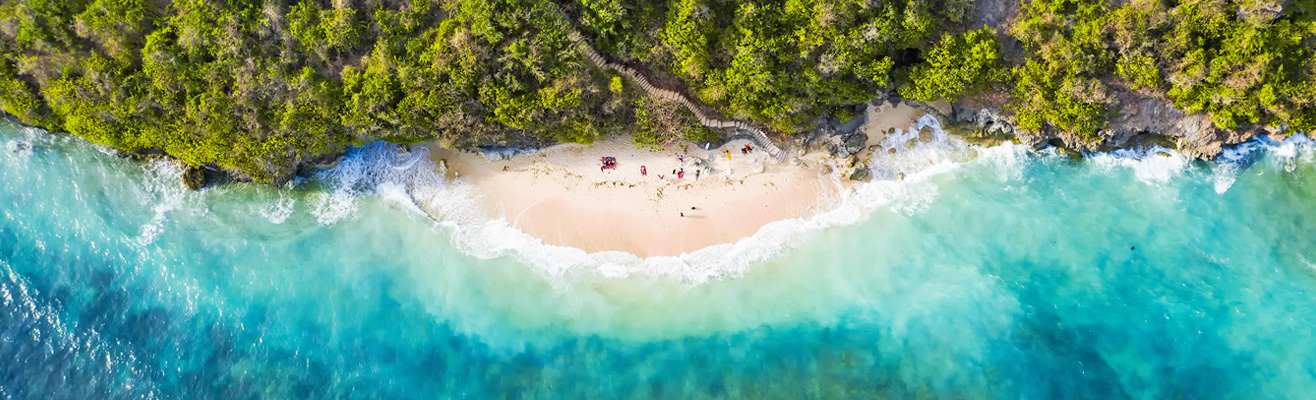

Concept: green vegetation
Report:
left=0, top=0, right=1311, bottom=182
left=1009, top=0, right=1115, bottom=136
left=899, top=27, right=1006, bottom=102
left=1009, top=0, right=1316, bottom=137
left=649, top=0, right=973, bottom=131
left=0, top=0, right=631, bottom=182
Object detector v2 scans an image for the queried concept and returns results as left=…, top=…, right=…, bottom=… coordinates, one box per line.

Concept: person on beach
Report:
left=641, top=165, right=647, bottom=176
left=725, top=149, right=731, bottom=160
left=678, top=169, right=684, bottom=179
left=695, top=169, right=700, bottom=180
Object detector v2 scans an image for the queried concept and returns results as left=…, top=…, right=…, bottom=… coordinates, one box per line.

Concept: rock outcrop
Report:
left=477, top=144, right=540, bottom=162
left=921, top=91, right=1271, bottom=159
left=181, top=166, right=208, bottom=190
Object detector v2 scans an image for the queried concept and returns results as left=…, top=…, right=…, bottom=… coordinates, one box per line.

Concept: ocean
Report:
left=3, top=119, right=1315, bottom=399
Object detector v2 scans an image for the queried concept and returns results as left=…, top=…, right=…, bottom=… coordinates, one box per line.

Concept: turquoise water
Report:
left=3, top=120, right=1316, bottom=399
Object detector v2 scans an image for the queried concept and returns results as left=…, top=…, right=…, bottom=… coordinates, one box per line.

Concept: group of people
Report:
left=623, top=143, right=755, bottom=181
left=721, top=144, right=755, bottom=160
left=600, top=156, right=617, bottom=172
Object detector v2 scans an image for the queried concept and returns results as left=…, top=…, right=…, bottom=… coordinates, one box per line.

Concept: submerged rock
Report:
left=918, top=126, right=934, bottom=143
left=307, top=152, right=345, bottom=170
left=1048, top=138, right=1084, bottom=162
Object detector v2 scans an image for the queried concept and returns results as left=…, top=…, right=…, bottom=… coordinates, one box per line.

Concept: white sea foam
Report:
left=1087, top=146, right=1192, bottom=185
left=135, top=160, right=191, bottom=245
left=1212, top=163, right=1240, bottom=194
left=307, top=165, right=363, bottom=225
left=260, top=192, right=296, bottom=224
left=2, top=127, right=51, bottom=166
left=300, top=115, right=994, bottom=284
left=1086, top=133, right=1315, bottom=194
left=303, top=119, right=1314, bottom=285
left=1239, top=133, right=1315, bottom=171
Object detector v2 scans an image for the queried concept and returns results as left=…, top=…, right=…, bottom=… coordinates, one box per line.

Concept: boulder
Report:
left=1048, top=138, right=1084, bottom=162
left=836, top=108, right=866, bottom=133
left=918, top=126, right=934, bottom=143
left=1059, top=147, right=1084, bottom=162
left=307, top=152, right=345, bottom=170
left=478, top=145, right=539, bottom=162
left=848, top=168, right=869, bottom=181
left=182, top=166, right=207, bottom=190
left=844, top=132, right=867, bottom=154
left=122, top=148, right=171, bottom=163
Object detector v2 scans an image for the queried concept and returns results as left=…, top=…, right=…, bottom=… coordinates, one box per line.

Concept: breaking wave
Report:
left=298, top=116, right=1027, bottom=283
left=298, top=116, right=1315, bottom=285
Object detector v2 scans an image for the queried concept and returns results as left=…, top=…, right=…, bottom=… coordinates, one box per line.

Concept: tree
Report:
left=900, top=27, right=1005, bottom=102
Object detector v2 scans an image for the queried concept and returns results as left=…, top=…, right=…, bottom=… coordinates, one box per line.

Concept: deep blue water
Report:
left=3, top=122, right=1316, bottom=399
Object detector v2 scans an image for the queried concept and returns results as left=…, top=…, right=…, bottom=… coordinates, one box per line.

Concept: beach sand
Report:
left=422, top=101, right=925, bottom=257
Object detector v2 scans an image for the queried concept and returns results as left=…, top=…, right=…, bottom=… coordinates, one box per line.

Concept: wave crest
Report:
left=304, top=120, right=1313, bottom=284
left=304, top=115, right=986, bottom=284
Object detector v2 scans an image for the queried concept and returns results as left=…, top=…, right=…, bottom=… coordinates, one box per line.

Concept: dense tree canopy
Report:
left=0, top=0, right=1311, bottom=182
left=1009, top=0, right=1316, bottom=138
left=899, top=27, right=1005, bottom=102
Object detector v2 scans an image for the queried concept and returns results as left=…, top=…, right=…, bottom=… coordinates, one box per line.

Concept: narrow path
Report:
left=551, top=9, right=789, bottom=162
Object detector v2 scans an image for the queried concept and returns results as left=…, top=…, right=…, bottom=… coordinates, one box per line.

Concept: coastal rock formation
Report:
left=848, top=167, right=870, bottom=181
left=926, top=93, right=1268, bottom=160
left=946, top=108, right=1020, bottom=147
left=181, top=166, right=207, bottom=190
left=478, top=144, right=540, bottom=162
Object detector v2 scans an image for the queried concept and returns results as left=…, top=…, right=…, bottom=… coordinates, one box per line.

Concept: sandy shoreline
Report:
left=422, top=102, right=926, bottom=257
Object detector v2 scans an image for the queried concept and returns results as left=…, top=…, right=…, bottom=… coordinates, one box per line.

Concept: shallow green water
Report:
left=2, top=120, right=1316, bottom=399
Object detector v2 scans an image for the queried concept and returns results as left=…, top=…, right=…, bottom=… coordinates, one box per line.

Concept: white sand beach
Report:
left=422, top=102, right=926, bottom=257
